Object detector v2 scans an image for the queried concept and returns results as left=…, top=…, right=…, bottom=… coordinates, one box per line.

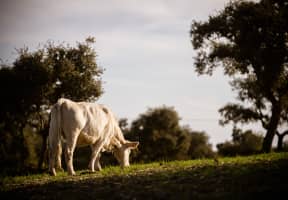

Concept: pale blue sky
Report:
left=0, top=0, right=265, bottom=149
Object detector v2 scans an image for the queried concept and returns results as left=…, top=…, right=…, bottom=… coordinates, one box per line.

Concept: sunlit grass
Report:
left=1, top=152, right=287, bottom=190
left=1, top=152, right=287, bottom=199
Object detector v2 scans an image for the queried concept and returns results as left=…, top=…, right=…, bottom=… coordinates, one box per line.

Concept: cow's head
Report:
left=113, top=141, right=139, bottom=167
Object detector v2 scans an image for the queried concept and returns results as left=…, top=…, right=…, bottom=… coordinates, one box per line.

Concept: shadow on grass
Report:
left=1, top=158, right=288, bottom=200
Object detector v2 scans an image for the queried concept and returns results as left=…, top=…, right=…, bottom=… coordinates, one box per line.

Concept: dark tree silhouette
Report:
left=190, top=0, right=288, bottom=152
left=128, top=106, right=214, bottom=162
left=0, top=37, right=104, bottom=173
left=217, top=127, right=263, bottom=156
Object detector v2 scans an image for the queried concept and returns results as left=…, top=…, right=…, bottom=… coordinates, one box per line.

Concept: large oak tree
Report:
left=190, top=0, right=288, bottom=152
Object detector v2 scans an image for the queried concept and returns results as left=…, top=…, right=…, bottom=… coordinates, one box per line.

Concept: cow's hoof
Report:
left=57, top=167, right=64, bottom=172
left=68, top=171, right=76, bottom=176
left=95, top=167, right=102, bottom=171
left=49, top=170, right=57, bottom=176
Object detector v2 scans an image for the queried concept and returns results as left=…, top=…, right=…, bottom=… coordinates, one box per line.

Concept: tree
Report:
left=129, top=106, right=182, bottom=162
left=190, top=0, right=288, bottom=152
left=0, top=37, right=104, bottom=173
left=119, top=118, right=130, bottom=134
left=127, top=106, right=214, bottom=162
left=188, top=130, right=214, bottom=159
left=45, top=37, right=103, bottom=103
left=276, top=129, right=288, bottom=151
left=217, top=127, right=263, bottom=156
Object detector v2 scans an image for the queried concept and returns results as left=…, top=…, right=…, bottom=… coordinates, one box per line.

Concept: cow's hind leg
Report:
left=89, top=141, right=105, bottom=172
left=55, top=142, right=63, bottom=171
left=64, top=132, right=78, bottom=175
left=49, top=149, right=57, bottom=176
left=95, top=152, right=102, bottom=171
left=49, top=142, right=61, bottom=176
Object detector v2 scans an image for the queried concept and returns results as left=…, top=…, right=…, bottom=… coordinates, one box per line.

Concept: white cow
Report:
left=48, top=98, right=139, bottom=176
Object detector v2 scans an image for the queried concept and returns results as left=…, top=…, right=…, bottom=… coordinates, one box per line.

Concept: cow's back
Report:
left=81, top=102, right=109, bottom=133
left=58, top=98, right=110, bottom=145
left=59, top=98, right=86, bottom=133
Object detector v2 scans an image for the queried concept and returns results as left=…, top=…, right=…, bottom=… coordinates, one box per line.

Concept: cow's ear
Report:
left=125, top=141, right=139, bottom=149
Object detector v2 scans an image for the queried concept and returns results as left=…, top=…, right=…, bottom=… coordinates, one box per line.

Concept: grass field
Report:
left=1, top=152, right=288, bottom=199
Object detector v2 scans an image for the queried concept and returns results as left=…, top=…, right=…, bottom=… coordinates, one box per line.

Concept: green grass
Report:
left=1, top=152, right=288, bottom=199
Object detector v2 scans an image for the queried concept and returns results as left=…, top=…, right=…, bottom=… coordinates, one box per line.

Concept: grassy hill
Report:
left=1, top=152, right=288, bottom=199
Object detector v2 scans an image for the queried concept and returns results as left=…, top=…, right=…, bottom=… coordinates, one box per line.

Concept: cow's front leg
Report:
left=89, top=142, right=104, bottom=172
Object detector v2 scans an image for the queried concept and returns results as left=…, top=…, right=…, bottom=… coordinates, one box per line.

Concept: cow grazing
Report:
left=48, top=98, right=139, bottom=176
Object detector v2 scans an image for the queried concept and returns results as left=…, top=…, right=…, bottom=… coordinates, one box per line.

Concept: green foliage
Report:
left=188, top=130, right=214, bottom=159
left=0, top=37, right=104, bottom=175
left=217, top=127, right=263, bottom=156
left=190, top=0, right=288, bottom=152
left=127, top=106, right=214, bottom=162
left=45, top=37, right=103, bottom=102
left=128, top=106, right=181, bottom=162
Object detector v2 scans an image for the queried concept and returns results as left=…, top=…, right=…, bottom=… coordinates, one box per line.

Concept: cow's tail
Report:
left=48, top=100, right=63, bottom=176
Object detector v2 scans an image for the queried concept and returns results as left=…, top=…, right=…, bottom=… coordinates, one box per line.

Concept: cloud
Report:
left=0, top=0, right=228, bottom=41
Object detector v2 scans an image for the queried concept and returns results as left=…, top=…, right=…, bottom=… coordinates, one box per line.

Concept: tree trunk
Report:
left=276, top=130, right=288, bottom=151
left=262, top=103, right=281, bottom=153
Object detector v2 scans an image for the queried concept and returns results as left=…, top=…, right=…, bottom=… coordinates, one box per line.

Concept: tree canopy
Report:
left=127, top=106, right=214, bottom=162
left=190, top=0, right=288, bottom=152
left=0, top=37, right=104, bottom=173
left=217, top=127, right=263, bottom=156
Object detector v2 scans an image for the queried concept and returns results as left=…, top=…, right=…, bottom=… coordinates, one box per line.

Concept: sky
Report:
left=0, top=0, right=266, bottom=149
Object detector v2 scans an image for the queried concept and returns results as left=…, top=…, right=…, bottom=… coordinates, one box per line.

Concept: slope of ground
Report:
left=1, top=152, right=288, bottom=199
